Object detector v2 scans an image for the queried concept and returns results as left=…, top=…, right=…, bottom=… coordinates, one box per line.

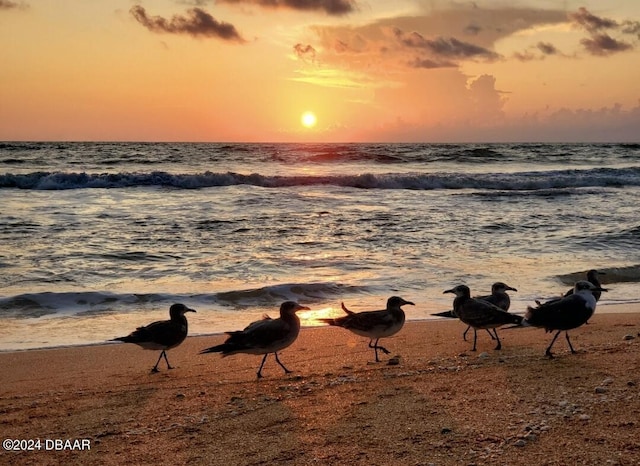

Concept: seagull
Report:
left=200, top=301, right=309, bottom=379
left=563, top=269, right=606, bottom=301
left=443, top=285, right=522, bottom=351
left=319, top=296, right=414, bottom=362
left=433, top=282, right=517, bottom=341
left=521, top=280, right=607, bottom=358
left=111, top=303, right=196, bottom=373
left=536, top=269, right=607, bottom=306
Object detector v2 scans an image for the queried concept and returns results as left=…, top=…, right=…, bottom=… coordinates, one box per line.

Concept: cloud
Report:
left=130, top=5, right=246, bottom=42
left=580, top=33, right=632, bottom=56
left=0, top=0, right=27, bottom=9
left=409, top=57, right=456, bottom=69
left=621, top=20, right=640, bottom=36
left=293, top=43, right=317, bottom=62
left=537, top=42, right=558, bottom=55
left=216, top=0, right=357, bottom=16
left=395, top=30, right=500, bottom=61
left=307, top=4, right=568, bottom=75
left=568, top=7, right=636, bottom=56
left=569, top=7, right=618, bottom=33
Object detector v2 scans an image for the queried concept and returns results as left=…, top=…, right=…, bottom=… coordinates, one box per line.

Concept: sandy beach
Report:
left=1, top=307, right=639, bottom=466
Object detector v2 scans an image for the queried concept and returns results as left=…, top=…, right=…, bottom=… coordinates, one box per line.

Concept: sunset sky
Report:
left=1, top=0, right=639, bottom=142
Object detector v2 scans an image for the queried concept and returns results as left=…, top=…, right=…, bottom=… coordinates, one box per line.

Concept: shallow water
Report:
left=1, top=142, right=639, bottom=350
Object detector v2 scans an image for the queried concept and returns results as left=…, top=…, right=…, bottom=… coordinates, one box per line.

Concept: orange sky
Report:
left=1, top=0, right=639, bottom=142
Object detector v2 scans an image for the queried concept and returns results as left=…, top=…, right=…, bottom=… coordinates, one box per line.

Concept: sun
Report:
left=301, top=111, right=317, bottom=128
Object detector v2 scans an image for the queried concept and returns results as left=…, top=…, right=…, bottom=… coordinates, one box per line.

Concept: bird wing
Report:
left=459, top=299, right=520, bottom=328
left=116, top=319, right=186, bottom=348
left=227, top=318, right=293, bottom=350
left=339, top=310, right=394, bottom=332
left=525, top=294, right=592, bottom=330
left=475, top=293, right=510, bottom=311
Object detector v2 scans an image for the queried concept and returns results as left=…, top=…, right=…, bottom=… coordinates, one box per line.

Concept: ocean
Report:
left=1, top=142, right=639, bottom=351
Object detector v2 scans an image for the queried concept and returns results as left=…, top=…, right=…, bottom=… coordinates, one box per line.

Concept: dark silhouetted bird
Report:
left=111, top=303, right=196, bottom=372
left=536, top=269, right=607, bottom=307
left=200, top=301, right=309, bottom=378
left=522, top=280, right=607, bottom=358
left=443, top=285, right=522, bottom=351
left=319, top=296, right=414, bottom=362
left=433, top=282, right=517, bottom=341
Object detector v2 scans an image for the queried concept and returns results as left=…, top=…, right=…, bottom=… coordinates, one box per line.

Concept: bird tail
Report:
left=431, top=310, right=456, bottom=318
left=340, top=302, right=355, bottom=315
left=503, top=313, right=529, bottom=329
left=319, top=302, right=353, bottom=326
left=110, top=336, right=135, bottom=344
left=199, top=344, right=228, bottom=355
left=319, top=318, right=339, bottom=326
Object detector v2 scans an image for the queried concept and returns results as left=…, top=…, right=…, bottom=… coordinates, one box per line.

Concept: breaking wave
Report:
left=2, top=167, right=640, bottom=191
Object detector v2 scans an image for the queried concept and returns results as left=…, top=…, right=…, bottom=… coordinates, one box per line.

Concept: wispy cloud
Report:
left=0, top=0, right=28, bottom=10
left=394, top=29, right=500, bottom=61
left=216, top=0, right=357, bottom=16
left=130, top=5, right=246, bottom=43
left=569, top=7, right=635, bottom=56
left=569, top=7, right=618, bottom=33
left=293, top=43, right=317, bottom=62
left=580, top=33, right=633, bottom=56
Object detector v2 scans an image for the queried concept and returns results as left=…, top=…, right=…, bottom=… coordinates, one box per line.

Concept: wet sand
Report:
left=1, top=307, right=639, bottom=465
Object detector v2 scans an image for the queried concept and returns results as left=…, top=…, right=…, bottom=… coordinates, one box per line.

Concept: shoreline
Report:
left=1, top=308, right=639, bottom=465
left=1, top=301, right=638, bottom=354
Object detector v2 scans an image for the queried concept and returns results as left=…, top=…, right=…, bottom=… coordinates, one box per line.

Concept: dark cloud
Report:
left=409, top=57, right=456, bottom=69
left=395, top=29, right=499, bottom=61
left=537, top=42, right=558, bottom=55
left=293, top=43, right=316, bottom=61
left=216, top=0, right=357, bottom=16
left=513, top=50, right=536, bottom=62
left=569, top=7, right=618, bottom=33
left=464, top=23, right=482, bottom=36
left=621, top=20, right=640, bottom=36
left=568, top=7, right=636, bottom=56
left=513, top=42, right=559, bottom=62
left=580, top=33, right=632, bottom=56
left=130, top=5, right=246, bottom=42
left=0, top=0, right=27, bottom=9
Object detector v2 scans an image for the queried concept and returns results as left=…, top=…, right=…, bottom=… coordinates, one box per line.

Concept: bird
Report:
left=520, top=280, right=607, bottom=358
left=443, top=285, right=522, bottom=351
left=433, top=282, right=517, bottom=342
left=319, top=296, right=414, bottom=362
left=200, top=301, right=309, bottom=379
left=536, top=269, right=607, bottom=306
left=111, top=303, right=196, bottom=373
left=563, top=269, right=606, bottom=301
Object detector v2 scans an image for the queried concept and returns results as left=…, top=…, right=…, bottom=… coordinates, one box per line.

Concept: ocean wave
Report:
left=2, top=167, right=640, bottom=191
left=556, top=265, right=640, bottom=286
left=0, top=282, right=367, bottom=319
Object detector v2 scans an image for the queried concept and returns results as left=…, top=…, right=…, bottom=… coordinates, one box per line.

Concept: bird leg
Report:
left=151, top=350, right=168, bottom=373
left=493, top=329, right=502, bottom=350
left=486, top=329, right=497, bottom=340
left=256, top=353, right=269, bottom=379
left=274, top=352, right=292, bottom=374
left=471, top=328, right=478, bottom=351
left=463, top=326, right=470, bottom=342
left=545, top=330, right=562, bottom=358
left=565, top=331, right=577, bottom=354
left=369, top=338, right=390, bottom=362
left=162, top=350, right=174, bottom=370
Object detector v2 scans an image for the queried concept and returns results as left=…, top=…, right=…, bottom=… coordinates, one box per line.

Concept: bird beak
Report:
left=187, top=308, right=197, bottom=313
left=594, top=287, right=608, bottom=293
left=507, top=286, right=518, bottom=292
left=403, top=300, right=415, bottom=306
left=443, top=289, right=454, bottom=295
left=296, top=305, right=311, bottom=312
